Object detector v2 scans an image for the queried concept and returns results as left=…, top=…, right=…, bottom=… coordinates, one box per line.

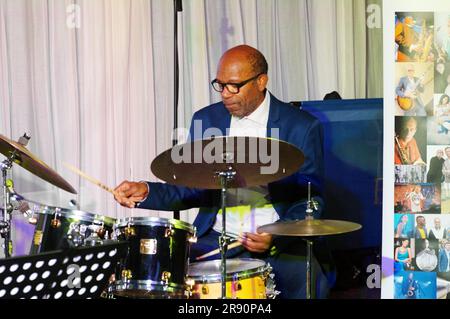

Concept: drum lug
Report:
left=165, top=227, right=173, bottom=238
left=184, top=279, right=194, bottom=298
left=232, top=281, right=242, bottom=291
left=96, top=227, right=106, bottom=238
left=123, top=226, right=136, bottom=237
left=189, top=227, right=198, bottom=243
left=162, top=271, right=171, bottom=285
left=188, top=236, right=197, bottom=243
left=28, top=214, right=37, bottom=225
left=262, top=263, right=273, bottom=280
left=121, top=269, right=133, bottom=280
left=265, top=272, right=280, bottom=299
left=201, top=285, right=209, bottom=295
left=21, top=202, right=37, bottom=225
left=51, top=211, right=61, bottom=228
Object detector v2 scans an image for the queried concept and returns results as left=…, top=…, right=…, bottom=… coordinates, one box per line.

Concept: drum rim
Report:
left=11, top=193, right=116, bottom=225
left=113, top=279, right=187, bottom=293
left=115, top=216, right=195, bottom=233
left=187, top=258, right=268, bottom=282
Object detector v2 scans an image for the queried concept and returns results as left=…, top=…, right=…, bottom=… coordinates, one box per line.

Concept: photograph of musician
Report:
left=395, top=12, right=435, bottom=63
left=415, top=215, right=428, bottom=239
left=429, top=217, right=448, bottom=240
left=401, top=273, right=421, bottom=299
left=405, top=185, right=425, bottom=213
left=395, top=271, right=436, bottom=299
left=439, top=240, right=450, bottom=273
left=426, top=149, right=445, bottom=183
left=395, top=63, right=433, bottom=116
left=395, top=214, right=414, bottom=238
left=113, top=45, right=332, bottom=299
left=394, top=116, right=427, bottom=165
left=434, top=94, right=450, bottom=117
left=395, top=164, right=427, bottom=184
left=394, top=183, right=440, bottom=214
left=394, top=239, right=414, bottom=273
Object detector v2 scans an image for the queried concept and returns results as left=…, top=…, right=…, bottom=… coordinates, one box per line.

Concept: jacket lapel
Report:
left=266, top=92, right=281, bottom=138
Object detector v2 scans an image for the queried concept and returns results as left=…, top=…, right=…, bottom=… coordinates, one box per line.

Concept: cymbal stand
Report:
left=305, top=182, right=318, bottom=299
left=217, top=166, right=236, bottom=299
left=0, top=134, right=30, bottom=258
left=0, top=156, right=14, bottom=258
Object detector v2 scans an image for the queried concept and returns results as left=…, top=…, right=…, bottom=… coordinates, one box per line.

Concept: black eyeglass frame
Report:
left=210, top=73, right=264, bottom=94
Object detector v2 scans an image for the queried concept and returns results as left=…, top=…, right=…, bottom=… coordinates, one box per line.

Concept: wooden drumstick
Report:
left=63, top=162, right=118, bottom=196
left=195, top=241, right=242, bottom=260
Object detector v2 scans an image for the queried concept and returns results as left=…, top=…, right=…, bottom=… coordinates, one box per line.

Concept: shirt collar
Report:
left=232, top=91, right=270, bottom=125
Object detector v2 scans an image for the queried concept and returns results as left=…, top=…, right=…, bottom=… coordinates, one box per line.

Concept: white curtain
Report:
left=0, top=0, right=383, bottom=224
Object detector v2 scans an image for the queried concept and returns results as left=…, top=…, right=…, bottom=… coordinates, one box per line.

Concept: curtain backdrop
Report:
left=0, top=0, right=383, bottom=223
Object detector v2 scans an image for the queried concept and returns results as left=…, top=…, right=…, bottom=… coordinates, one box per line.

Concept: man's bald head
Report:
left=219, top=45, right=268, bottom=76
left=215, top=45, right=269, bottom=117
left=220, top=45, right=268, bottom=75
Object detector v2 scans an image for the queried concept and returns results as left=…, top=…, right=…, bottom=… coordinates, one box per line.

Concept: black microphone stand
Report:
left=173, top=0, right=183, bottom=220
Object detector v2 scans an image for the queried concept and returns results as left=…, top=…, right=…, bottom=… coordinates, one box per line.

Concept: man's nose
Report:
left=221, top=86, right=234, bottom=99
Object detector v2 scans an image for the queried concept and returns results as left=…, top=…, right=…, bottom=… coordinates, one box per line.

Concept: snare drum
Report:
left=113, top=217, right=196, bottom=299
left=187, top=258, right=274, bottom=299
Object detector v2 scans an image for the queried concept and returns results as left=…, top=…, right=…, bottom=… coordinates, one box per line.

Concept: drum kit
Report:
left=0, top=133, right=361, bottom=299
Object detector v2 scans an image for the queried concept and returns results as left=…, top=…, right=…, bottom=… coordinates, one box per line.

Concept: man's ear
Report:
left=257, top=74, right=269, bottom=92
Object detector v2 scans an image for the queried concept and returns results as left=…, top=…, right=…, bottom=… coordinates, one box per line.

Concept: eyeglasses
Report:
left=211, top=73, right=264, bottom=94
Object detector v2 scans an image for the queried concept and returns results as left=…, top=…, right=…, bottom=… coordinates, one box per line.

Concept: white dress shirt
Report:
left=212, top=92, right=279, bottom=238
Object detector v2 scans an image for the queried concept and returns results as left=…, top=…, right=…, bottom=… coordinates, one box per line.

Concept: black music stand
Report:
left=0, top=241, right=128, bottom=299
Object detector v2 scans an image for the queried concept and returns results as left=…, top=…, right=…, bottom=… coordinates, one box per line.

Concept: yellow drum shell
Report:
left=187, top=258, right=270, bottom=299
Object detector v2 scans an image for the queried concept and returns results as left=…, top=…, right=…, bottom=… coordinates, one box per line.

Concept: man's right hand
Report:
left=114, top=181, right=149, bottom=208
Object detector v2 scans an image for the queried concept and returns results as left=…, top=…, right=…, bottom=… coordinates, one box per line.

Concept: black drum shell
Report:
left=114, top=217, right=196, bottom=298
left=30, top=209, right=115, bottom=254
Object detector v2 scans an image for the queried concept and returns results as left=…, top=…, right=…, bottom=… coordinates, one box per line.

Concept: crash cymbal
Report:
left=0, top=134, right=77, bottom=194
left=151, top=136, right=304, bottom=189
left=257, top=219, right=362, bottom=237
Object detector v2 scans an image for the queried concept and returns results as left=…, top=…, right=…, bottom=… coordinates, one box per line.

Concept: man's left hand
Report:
left=239, top=232, right=273, bottom=253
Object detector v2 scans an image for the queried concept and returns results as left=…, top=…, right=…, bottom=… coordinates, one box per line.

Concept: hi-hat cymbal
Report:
left=151, top=136, right=304, bottom=189
left=0, top=134, right=77, bottom=194
left=257, top=219, right=362, bottom=237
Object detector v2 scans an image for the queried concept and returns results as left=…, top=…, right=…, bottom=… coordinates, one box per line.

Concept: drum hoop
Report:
left=11, top=193, right=115, bottom=225
left=115, top=216, right=195, bottom=234
left=188, top=258, right=269, bottom=283
left=113, top=280, right=186, bottom=292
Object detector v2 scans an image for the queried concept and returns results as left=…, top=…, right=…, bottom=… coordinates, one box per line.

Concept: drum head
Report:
left=188, top=258, right=266, bottom=282
left=3, top=192, right=116, bottom=226
left=115, top=216, right=195, bottom=234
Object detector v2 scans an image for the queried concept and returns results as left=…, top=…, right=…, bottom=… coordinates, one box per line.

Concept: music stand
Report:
left=0, top=241, right=128, bottom=299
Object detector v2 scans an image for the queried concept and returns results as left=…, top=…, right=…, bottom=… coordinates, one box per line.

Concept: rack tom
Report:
left=113, top=216, right=196, bottom=298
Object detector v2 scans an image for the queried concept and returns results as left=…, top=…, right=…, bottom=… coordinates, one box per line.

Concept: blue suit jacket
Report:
left=138, top=93, right=324, bottom=239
